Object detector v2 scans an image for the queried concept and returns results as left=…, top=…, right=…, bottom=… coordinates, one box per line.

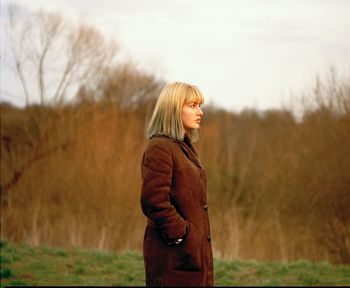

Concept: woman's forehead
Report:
left=185, top=94, right=204, bottom=104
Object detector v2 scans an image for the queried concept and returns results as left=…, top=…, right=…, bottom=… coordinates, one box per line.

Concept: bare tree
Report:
left=1, top=3, right=118, bottom=196
left=3, top=3, right=118, bottom=106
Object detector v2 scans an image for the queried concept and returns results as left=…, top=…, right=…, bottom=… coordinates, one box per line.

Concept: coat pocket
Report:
left=173, top=221, right=203, bottom=271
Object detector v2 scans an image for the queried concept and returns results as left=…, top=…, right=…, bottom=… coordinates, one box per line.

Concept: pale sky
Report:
left=1, top=0, right=350, bottom=112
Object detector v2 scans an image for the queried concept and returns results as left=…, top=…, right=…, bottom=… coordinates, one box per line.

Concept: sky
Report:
left=1, top=0, right=350, bottom=112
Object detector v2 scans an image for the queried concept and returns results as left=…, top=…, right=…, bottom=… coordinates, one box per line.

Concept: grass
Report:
left=213, top=258, right=350, bottom=286
left=1, top=239, right=349, bottom=286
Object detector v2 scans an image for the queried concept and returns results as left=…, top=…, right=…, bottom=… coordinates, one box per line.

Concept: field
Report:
left=1, top=239, right=349, bottom=286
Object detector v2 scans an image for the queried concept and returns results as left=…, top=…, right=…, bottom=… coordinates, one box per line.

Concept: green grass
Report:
left=213, top=258, right=350, bottom=286
left=1, top=239, right=349, bottom=286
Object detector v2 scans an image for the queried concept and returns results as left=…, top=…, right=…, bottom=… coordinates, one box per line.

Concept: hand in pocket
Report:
left=173, top=221, right=203, bottom=271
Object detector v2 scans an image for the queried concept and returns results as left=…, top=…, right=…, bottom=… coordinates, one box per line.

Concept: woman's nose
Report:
left=197, top=107, right=203, bottom=116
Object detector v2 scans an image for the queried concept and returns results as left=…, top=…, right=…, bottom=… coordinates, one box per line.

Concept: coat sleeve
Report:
left=140, top=141, right=187, bottom=243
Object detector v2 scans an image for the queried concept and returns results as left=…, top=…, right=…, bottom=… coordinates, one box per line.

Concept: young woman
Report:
left=140, top=82, right=214, bottom=286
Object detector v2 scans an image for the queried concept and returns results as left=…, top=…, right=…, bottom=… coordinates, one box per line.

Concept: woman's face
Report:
left=182, top=101, right=203, bottom=133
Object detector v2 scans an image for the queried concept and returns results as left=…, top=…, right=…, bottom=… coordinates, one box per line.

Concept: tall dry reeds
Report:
left=1, top=102, right=145, bottom=250
left=197, top=71, right=350, bottom=264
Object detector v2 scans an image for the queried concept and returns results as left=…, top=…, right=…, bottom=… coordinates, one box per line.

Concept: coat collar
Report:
left=150, top=134, right=202, bottom=169
left=150, top=134, right=178, bottom=143
left=178, top=140, right=202, bottom=169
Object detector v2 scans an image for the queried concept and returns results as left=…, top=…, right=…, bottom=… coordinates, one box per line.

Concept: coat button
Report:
left=207, top=235, right=211, bottom=242
left=203, top=204, right=208, bottom=211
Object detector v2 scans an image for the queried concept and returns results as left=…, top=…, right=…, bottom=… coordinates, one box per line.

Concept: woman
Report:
left=140, top=82, right=214, bottom=286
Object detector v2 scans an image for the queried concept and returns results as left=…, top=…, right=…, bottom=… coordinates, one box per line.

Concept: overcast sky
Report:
left=1, top=0, right=350, bottom=111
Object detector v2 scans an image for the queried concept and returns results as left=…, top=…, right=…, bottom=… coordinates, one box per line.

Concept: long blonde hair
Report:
left=147, top=82, right=204, bottom=142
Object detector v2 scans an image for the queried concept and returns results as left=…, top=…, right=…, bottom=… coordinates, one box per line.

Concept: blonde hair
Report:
left=147, top=82, right=204, bottom=142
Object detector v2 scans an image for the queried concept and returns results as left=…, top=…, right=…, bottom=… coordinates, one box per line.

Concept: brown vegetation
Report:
left=1, top=71, right=349, bottom=264
left=1, top=5, right=349, bottom=264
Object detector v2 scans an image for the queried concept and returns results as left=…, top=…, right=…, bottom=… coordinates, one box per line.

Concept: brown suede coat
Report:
left=140, top=134, right=214, bottom=287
